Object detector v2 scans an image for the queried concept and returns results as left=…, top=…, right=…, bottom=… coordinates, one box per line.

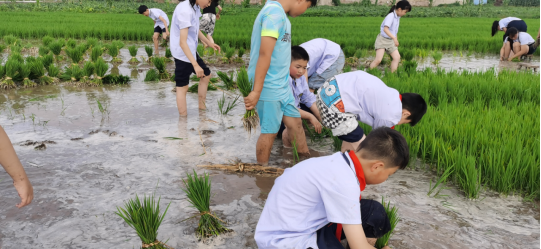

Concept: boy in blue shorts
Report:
left=243, top=0, right=317, bottom=165
left=255, top=127, right=403, bottom=249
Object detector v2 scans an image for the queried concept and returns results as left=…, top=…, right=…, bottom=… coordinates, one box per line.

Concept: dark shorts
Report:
left=527, top=43, right=537, bottom=55
left=503, top=20, right=528, bottom=42
left=337, top=125, right=364, bottom=143
left=174, top=55, right=210, bottom=87
left=154, top=26, right=166, bottom=34
left=309, top=199, right=391, bottom=249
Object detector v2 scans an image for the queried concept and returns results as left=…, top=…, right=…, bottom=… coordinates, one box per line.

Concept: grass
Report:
left=374, top=197, right=399, bottom=249
left=115, top=194, right=171, bottom=249
left=181, top=170, right=230, bottom=238
left=236, top=66, right=259, bottom=134
left=217, top=93, right=240, bottom=116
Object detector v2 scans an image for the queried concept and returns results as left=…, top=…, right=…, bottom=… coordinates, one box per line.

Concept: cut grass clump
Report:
left=144, top=69, right=159, bottom=82
left=181, top=170, right=231, bottom=238
left=236, top=66, right=259, bottom=134
left=152, top=57, right=170, bottom=80
left=374, top=197, right=399, bottom=249
left=128, top=45, right=139, bottom=64
left=217, top=93, right=240, bottom=115
left=116, top=194, right=171, bottom=249
left=93, top=57, right=108, bottom=85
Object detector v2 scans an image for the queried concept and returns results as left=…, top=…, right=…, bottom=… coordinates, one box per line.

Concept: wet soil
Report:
left=0, top=46, right=538, bottom=248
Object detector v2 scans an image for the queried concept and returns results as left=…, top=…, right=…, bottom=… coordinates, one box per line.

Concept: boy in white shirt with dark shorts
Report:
left=139, top=5, right=170, bottom=55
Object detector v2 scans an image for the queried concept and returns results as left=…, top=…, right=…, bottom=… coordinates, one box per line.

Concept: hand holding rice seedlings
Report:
left=144, top=69, right=160, bottom=82
left=374, top=197, right=399, bottom=249
left=30, top=60, right=53, bottom=85
left=106, top=44, right=122, bottom=64
left=1, top=59, right=19, bottom=89
left=116, top=194, right=172, bottom=249
left=217, top=93, right=240, bottom=115
left=236, top=66, right=259, bottom=133
left=20, top=63, right=36, bottom=88
left=80, top=61, right=95, bottom=86
left=152, top=57, right=170, bottom=80
left=42, top=35, right=54, bottom=46
left=145, top=45, right=153, bottom=62
left=93, top=57, right=108, bottom=85
left=181, top=170, right=230, bottom=238
left=128, top=45, right=139, bottom=64
left=216, top=71, right=235, bottom=90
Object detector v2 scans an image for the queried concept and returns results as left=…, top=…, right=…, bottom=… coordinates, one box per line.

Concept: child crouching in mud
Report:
left=255, top=127, right=406, bottom=249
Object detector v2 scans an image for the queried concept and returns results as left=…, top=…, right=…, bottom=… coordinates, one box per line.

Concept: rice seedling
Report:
left=86, top=37, right=98, bottom=49
left=237, top=47, right=245, bottom=59
left=152, top=57, right=170, bottom=80
left=66, top=38, right=77, bottom=48
left=47, top=64, right=61, bottom=80
left=224, top=46, right=235, bottom=62
left=343, top=65, right=352, bottom=73
left=292, top=137, right=300, bottom=164
left=48, top=40, right=64, bottom=61
left=402, top=50, right=415, bottom=61
left=128, top=45, right=139, bottom=64
left=42, top=35, right=54, bottom=46
left=165, top=48, right=172, bottom=58
left=19, top=63, right=36, bottom=88
left=160, top=37, right=168, bottom=47
left=91, top=45, right=103, bottom=62
left=10, top=43, right=22, bottom=54
left=1, top=59, right=19, bottom=89
left=0, top=65, right=5, bottom=80
left=187, top=82, right=217, bottom=93
left=60, top=64, right=83, bottom=83
left=38, top=46, right=50, bottom=56
left=432, top=51, right=443, bottom=64
left=102, top=74, right=130, bottom=84
left=111, top=40, right=125, bottom=49
left=331, top=136, right=342, bottom=152
left=40, top=53, right=54, bottom=70
left=25, top=56, right=37, bottom=64
left=29, top=60, right=53, bottom=85
left=181, top=170, right=230, bottom=238
left=0, top=44, right=5, bottom=54
left=236, top=66, right=259, bottom=134
left=66, top=46, right=84, bottom=64
left=402, top=61, right=418, bottom=73
left=145, top=69, right=159, bottom=82
left=427, top=165, right=454, bottom=198
left=9, top=53, right=24, bottom=64
left=80, top=61, right=95, bottom=85
left=374, top=197, right=399, bottom=249
left=354, top=49, right=366, bottom=59
left=106, top=44, right=122, bottom=64
left=217, top=93, right=240, bottom=115
left=93, top=57, right=108, bottom=85
left=3, top=35, right=17, bottom=46
left=116, top=194, right=171, bottom=249
left=216, top=71, right=235, bottom=90
left=145, top=45, right=153, bottom=62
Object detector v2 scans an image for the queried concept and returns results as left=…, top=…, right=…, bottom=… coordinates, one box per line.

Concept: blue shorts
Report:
left=256, top=93, right=301, bottom=134
left=307, top=50, right=345, bottom=90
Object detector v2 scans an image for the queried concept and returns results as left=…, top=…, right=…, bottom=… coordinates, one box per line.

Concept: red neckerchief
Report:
left=334, top=150, right=367, bottom=240
left=391, top=94, right=402, bottom=130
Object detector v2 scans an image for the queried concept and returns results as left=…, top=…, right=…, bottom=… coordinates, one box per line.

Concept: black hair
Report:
left=401, top=93, right=427, bottom=126
left=357, top=127, right=410, bottom=170
left=507, top=27, right=519, bottom=38
left=291, top=46, right=309, bottom=62
left=138, top=5, right=148, bottom=14
left=389, top=0, right=411, bottom=14
left=307, top=0, right=318, bottom=7
left=491, top=20, right=499, bottom=37
left=179, top=0, right=197, bottom=9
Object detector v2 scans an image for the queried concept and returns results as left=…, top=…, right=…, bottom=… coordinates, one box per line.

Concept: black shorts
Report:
left=338, top=125, right=364, bottom=143
left=154, top=26, right=166, bottom=34
left=527, top=43, right=537, bottom=55
left=174, top=56, right=210, bottom=87
left=308, top=199, right=391, bottom=249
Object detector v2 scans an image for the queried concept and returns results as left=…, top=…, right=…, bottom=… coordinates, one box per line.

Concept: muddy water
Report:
left=0, top=47, right=539, bottom=248
left=415, top=52, right=540, bottom=72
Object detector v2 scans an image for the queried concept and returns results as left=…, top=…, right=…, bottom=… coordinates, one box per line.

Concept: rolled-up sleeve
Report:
left=382, top=14, right=394, bottom=29
left=176, top=8, right=193, bottom=30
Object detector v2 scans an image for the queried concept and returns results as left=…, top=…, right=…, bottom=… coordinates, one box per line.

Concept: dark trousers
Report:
left=503, top=20, right=528, bottom=48
left=309, top=199, right=391, bottom=249
left=277, top=103, right=312, bottom=138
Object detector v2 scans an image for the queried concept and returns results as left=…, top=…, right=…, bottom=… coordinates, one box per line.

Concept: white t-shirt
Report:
left=498, top=17, right=521, bottom=30
left=336, top=71, right=402, bottom=129
left=170, top=0, right=201, bottom=62
left=149, top=8, right=170, bottom=29
left=380, top=11, right=400, bottom=39
left=300, top=38, right=342, bottom=77
left=513, top=32, right=535, bottom=45
left=255, top=152, right=362, bottom=249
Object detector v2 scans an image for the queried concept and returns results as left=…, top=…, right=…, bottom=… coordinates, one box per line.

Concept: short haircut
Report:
left=357, top=127, right=409, bottom=169
left=291, top=46, right=309, bottom=62
left=307, top=0, right=318, bottom=7
left=401, top=93, right=427, bottom=126
left=491, top=20, right=499, bottom=37
left=507, top=27, right=519, bottom=38
left=138, top=5, right=148, bottom=14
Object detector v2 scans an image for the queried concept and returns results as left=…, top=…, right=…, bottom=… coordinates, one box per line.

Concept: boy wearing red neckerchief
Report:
left=255, top=127, right=408, bottom=249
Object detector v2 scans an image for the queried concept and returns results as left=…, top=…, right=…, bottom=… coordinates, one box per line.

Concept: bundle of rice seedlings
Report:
left=188, top=82, right=217, bottom=93
left=91, top=45, right=103, bottom=62
left=374, top=197, right=400, bottom=249
left=40, top=53, right=54, bottom=70
left=402, top=50, right=415, bottom=62
left=47, top=64, right=61, bottom=82
left=224, top=46, right=235, bottom=62
left=1, top=59, right=19, bottom=89
left=19, top=63, right=36, bottom=88
left=432, top=51, right=443, bottom=64
left=80, top=61, right=95, bottom=85
left=25, top=56, right=37, bottom=64
left=30, top=60, right=53, bottom=85
left=3, top=35, right=17, bottom=46
left=116, top=194, right=171, bottom=249
left=145, top=45, right=153, bottom=62
left=160, top=37, right=168, bottom=47
left=0, top=65, right=5, bottom=80
left=0, top=44, right=6, bottom=54
left=60, top=64, right=83, bottom=83
left=182, top=170, right=230, bottom=238
left=106, top=44, right=122, bottom=64
left=165, top=48, right=172, bottom=58
left=66, top=46, right=84, bottom=64
left=86, top=37, right=98, bottom=49
left=237, top=47, right=245, bottom=59
left=102, top=74, right=130, bottom=84
left=42, top=36, right=54, bottom=46
left=93, top=57, right=108, bottom=85
left=144, top=69, right=159, bottom=82
left=111, top=40, right=125, bottom=50
left=152, top=57, right=170, bottom=80
left=10, top=43, right=22, bottom=54
left=9, top=53, right=24, bottom=64
left=66, top=38, right=77, bottom=48
left=236, top=66, right=259, bottom=133
left=48, top=40, right=63, bottom=61
left=128, top=45, right=139, bottom=64
left=38, top=46, right=50, bottom=56
left=216, top=71, right=235, bottom=90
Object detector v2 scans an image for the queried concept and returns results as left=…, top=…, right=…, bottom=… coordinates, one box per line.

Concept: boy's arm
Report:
left=179, top=28, right=204, bottom=77
left=299, top=109, right=322, bottom=133
left=217, top=5, right=222, bottom=20
left=383, top=26, right=398, bottom=47
left=158, top=16, right=169, bottom=35
left=198, top=30, right=220, bottom=52
left=343, top=224, right=391, bottom=249
left=244, top=36, right=276, bottom=110
left=309, top=103, right=322, bottom=121
left=0, top=126, right=33, bottom=208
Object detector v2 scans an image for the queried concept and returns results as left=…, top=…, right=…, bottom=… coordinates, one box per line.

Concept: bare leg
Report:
left=503, top=41, right=511, bottom=59
left=390, top=50, right=401, bottom=73
left=282, top=116, right=309, bottom=155
left=153, top=33, right=160, bottom=55
left=282, top=127, right=292, bottom=148
left=176, top=85, right=189, bottom=116
left=198, top=75, right=210, bottom=110
left=256, top=133, right=278, bottom=165
left=369, top=49, right=385, bottom=69
left=340, top=134, right=366, bottom=153
left=512, top=42, right=522, bottom=60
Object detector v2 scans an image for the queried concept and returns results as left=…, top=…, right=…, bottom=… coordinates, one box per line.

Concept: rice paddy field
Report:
left=0, top=1, right=539, bottom=248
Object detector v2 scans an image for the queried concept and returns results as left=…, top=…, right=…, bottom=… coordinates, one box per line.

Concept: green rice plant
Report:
left=48, top=40, right=64, bottom=60
left=42, top=35, right=54, bottom=46
left=402, top=50, right=415, bottom=61
left=66, top=38, right=77, bottom=48
left=0, top=65, right=5, bottom=80
left=30, top=60, right=53, bottom=85
left=86, top=37, right=98, bottom=49
left=165, top=48, right=172, bottom=58
left=19, top=63, right=35, bottom=88
left=343, top=65, right=352, bottom=73
left=60, top=64, right=84, bottom=83
left=10, top=43, right=22, bottom=54
left=145, top=45, right=153, bottom=62
left=25, top=56, right=37, bottom=64
left=402, top=61, right=418, bottom=73
left=187, top=82, right=217, bottom=93
left=432, top=51, right=443, bottom=64
left=3, top=35, right=17, bottom=46
left=216, top=71, right=235, bottom=90
left=91, top=45, right=103, bottom=62
left=66, top=46, right=84, bottom=64
left=128, top=45, right=139, bottom=64
left=1, top=59, right=19, bottom=89
left=152, top=57, right=170, bottom=80
left=47, top=64, right=60, bottom=79
left=116, top=194, right=171, bottom=249
left=102, top=74, right=130, bottom=84
left=9, top=53, right=24, bottom=64
left=224, top=46, right=235, bottom=62
left=0, top=44, right=6, bottom=54
left=181, top=170, right=230, bottom=238
left=38, top=46, right=50, bottom=56
left=236, top=66, right=259, bottom=134
left=217, top=93, right=240, bottom=115
left=354, top=49, right=366, bottom=59
left=427, top=165, right=454, bottom=198
left=374, top=197, right=399, bottom=249
left=106, top=44, right=122, bottom=64
left=237, top=47, right=246, bottom=59
left=40, top=53, right=54, bottom=70
left=144, top=69, right=159, bottom=82
left=111, top=40, right=125, bottom=49
left=292, top=137, right=300, bottom=164
left=331, top=136, right=342, bottom=152
left=80, top=61, right=95, bottom=85
left=93, top=57, right=108, bottom=85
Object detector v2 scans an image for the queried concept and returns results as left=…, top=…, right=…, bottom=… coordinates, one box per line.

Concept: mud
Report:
left=0, top=47, right=538, bottom=248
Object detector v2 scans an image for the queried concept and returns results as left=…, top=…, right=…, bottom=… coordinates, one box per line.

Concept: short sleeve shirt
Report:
left=255, top=152, right=362, bottom=249
left=380, top=11, right=400, bottom=39
left=498, top=17, right=521, bottom=30
left=247, top=1, right=292, bottom=101
left=289, top=76, right=317, bottom=109
left=300, top=38, right=342, bottom=77
left=506, top=32, right=536, bottom=45
left=149, top=8, right=170, bottom=29
left=336, top=71, right=402, bottom=129
left=170, top=1, right=201, bottom=62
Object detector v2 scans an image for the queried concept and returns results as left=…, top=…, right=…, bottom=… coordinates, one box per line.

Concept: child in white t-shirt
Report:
left=255, top=127, right=406, bottom=249
left=299, top=38, right=345, bottom=91
left=138, top=5, right=170, bottom=55
left=170, top=0, right=221, bottom=116
left=500, top=27, right=539, bottom=61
